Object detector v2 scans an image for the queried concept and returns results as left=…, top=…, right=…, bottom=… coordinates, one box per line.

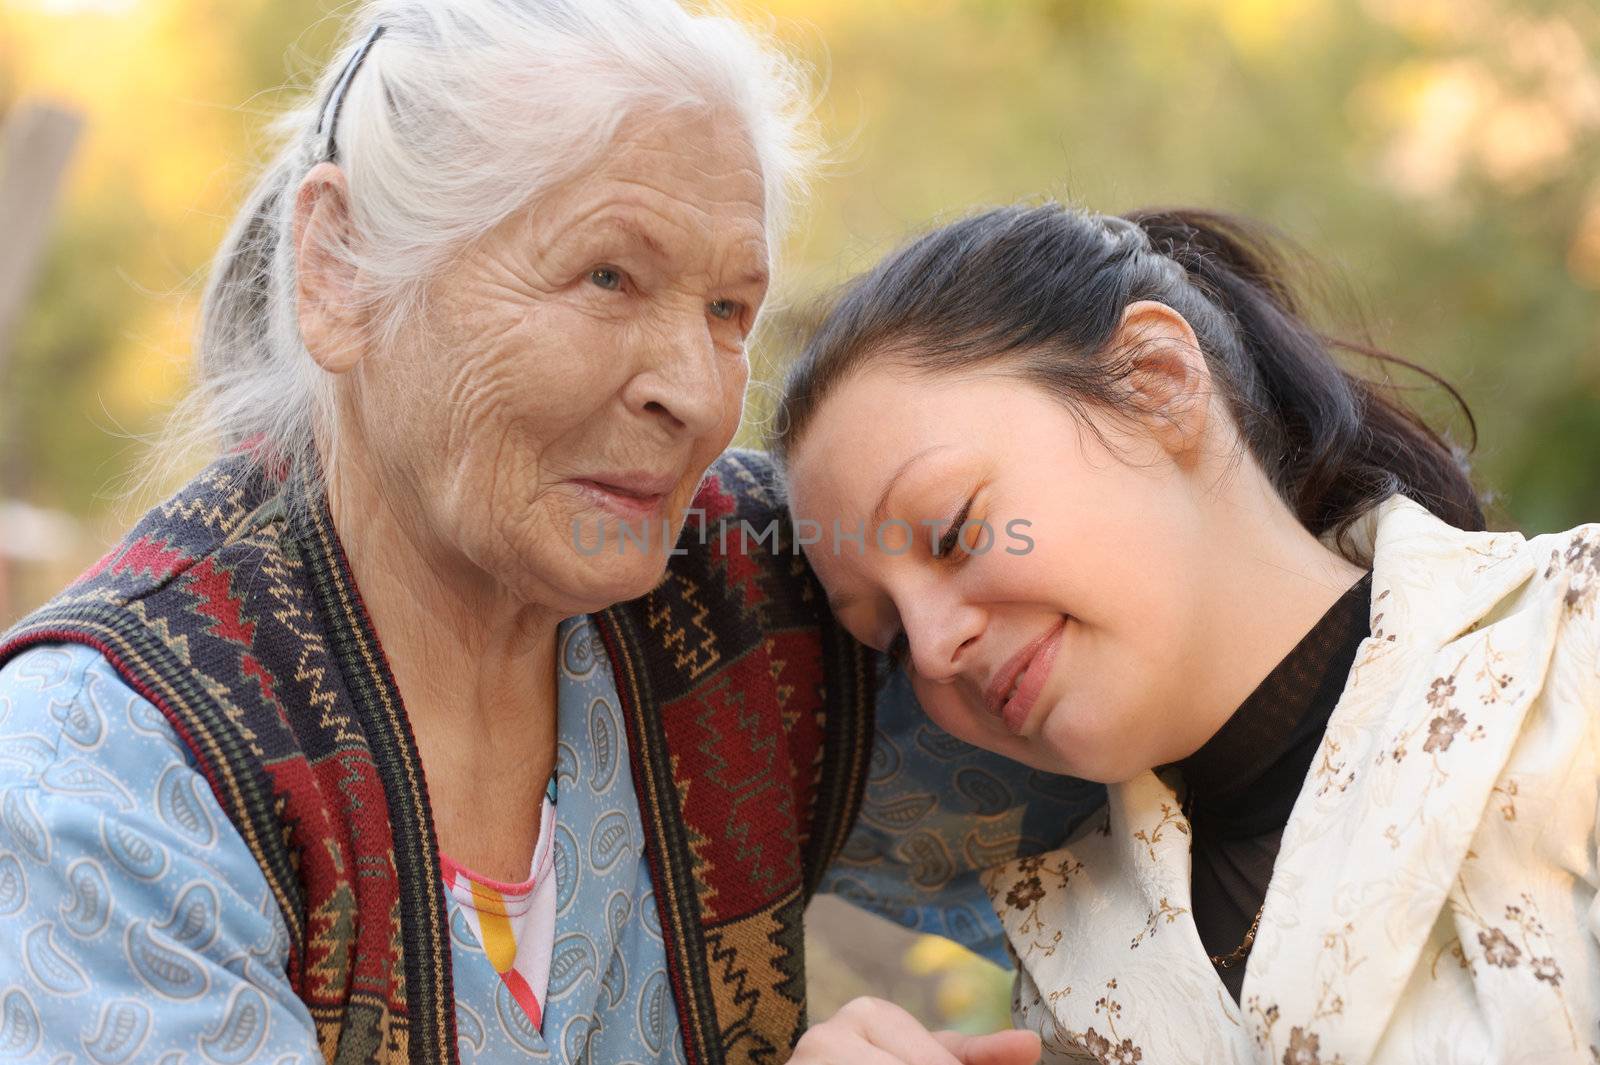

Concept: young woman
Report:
left=773, top=204, right=1600, bottom=1063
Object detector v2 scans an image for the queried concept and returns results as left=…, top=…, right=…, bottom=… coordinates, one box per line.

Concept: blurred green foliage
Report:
left=4, top=0, right=1596, bottom=536
left=744, top=0, right=1600, bottom=534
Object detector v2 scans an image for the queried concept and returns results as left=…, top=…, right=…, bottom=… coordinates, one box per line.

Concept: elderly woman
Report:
left=0, top=3, right=1096, bottom=1063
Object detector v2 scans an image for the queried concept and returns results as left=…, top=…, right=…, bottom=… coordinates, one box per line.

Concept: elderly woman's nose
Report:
left=621, top=316, right=740, bottom=437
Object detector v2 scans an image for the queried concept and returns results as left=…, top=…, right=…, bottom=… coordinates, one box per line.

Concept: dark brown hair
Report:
left=772, top=203, right=1483, bottom=547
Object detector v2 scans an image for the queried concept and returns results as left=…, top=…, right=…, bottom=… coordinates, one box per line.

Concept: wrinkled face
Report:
left=347, top=107, right=766, bottom=612
left=786, top=364, right=1212, bottom=782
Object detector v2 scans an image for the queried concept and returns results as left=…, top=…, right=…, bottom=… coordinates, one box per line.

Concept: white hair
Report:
left=174, top=0, right=818, bottom=491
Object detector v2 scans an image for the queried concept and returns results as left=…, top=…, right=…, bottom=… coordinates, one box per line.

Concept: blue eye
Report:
left=708, top=298, right=740, bottom=321
left=589, top=267, right=622, bottom=291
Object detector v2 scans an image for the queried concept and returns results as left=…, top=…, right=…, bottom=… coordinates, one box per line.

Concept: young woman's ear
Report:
left=1111, top=299, right=1215, bottom=462
left=293, top=163, right=367, bottom=375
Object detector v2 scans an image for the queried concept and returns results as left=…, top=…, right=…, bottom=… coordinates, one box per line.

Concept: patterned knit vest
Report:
left=0, top=448, right=876, bottom=1064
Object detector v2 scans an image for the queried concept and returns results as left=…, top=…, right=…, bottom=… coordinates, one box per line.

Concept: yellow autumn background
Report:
left=3, top=0, right=1598, bottom=1031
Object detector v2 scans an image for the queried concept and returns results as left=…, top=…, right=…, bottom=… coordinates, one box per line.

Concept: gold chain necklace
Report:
left=1208, top=903, right=1265, bottom=969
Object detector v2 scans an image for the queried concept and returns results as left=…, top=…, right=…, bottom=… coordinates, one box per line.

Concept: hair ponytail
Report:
left=1124, top=208, right=1483, bottom=538
left=774, top=202, right=1484, bottom=554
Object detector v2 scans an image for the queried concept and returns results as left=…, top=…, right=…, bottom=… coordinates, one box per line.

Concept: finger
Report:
left=934, top=1028, right=1043, bottom=1065
left=793, top=1040, right=934, bottom=1065
left=793, top=1025, right=953, bottom=1065
left=863, top=1029, right=965, bottom=1065
left=835, top=997, right=964, bottom=1065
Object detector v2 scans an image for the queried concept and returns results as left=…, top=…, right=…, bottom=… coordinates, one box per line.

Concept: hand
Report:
left=790, top=997, right=1042, bottom=1065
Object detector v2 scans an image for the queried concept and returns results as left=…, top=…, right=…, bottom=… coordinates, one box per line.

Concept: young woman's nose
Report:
left=901, top=595, right=984, bottom=683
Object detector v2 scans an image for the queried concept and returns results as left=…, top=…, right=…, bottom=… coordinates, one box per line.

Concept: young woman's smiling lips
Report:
left=984, top=616, right=1068, bottom=733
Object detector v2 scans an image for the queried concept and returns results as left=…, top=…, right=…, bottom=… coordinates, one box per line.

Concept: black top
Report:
left=1175, top=572, right=1373, bottom=1002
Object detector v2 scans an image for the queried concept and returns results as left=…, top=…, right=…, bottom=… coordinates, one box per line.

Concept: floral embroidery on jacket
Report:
left=1423, top=706, right=1466, bottom=753
left=1478, top=927, right=1521, bottom=967
left=1376, top=635, right=1519, bottom=849
left=1130, top=802, right=1188, bottom=864
left=1311, top=735, right=1356, bottom=797
left=1489, top=778, right=1518, bottom=821
left=1451, top=875, right=1581, bottom=1050
left=986, top=853, right=1083, bottom=957
left=1544, top=529, right=1599, bottom=615
left=1247, top=1002, right=1348, bottom=1065
left=1128, top=897, right=1188, bottom=951
left=1248, top=923, right=1360, bottom=1061
left=1283, top=1026, right=1341, bottom=1065
left=1072, top=981, right=1146, bottom=1065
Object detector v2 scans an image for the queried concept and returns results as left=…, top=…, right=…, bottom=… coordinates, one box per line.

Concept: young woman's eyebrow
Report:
left=870, top=444, right=953, bottom=529
left=823, top=447, right=961, bottom=616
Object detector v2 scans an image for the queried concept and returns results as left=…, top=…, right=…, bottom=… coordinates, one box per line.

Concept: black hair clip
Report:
left=314, top=23, right=387, bottom=164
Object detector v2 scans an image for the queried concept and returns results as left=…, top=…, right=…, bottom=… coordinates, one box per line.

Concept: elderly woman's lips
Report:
left=569, top=477, right=672, bottom=520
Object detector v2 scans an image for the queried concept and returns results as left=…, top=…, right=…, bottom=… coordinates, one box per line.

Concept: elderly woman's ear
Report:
left=294, top=162, right=367, bottom=374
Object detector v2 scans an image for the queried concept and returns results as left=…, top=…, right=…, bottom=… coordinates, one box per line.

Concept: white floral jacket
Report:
left=983, top=495, right=1600, bottom=1065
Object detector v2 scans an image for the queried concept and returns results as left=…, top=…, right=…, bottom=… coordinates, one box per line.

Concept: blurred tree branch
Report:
left=0, top=99, right=82, bottom=619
